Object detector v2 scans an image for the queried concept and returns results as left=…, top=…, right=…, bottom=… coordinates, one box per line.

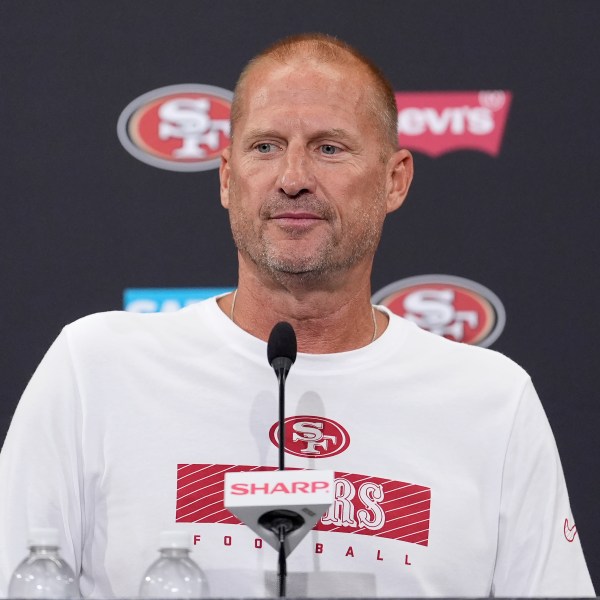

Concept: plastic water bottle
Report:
left=139, top=531, right=208, bottom=598
left=8, top=528, right=79, bottom=599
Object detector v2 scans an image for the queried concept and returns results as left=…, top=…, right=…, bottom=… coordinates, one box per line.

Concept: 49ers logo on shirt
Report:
left=269, top=416, right=350, bottom=458
left=117, top=84, right=233, bottom=172
left=372, top=275, right=506, bottom=348
left=176, top=464, right=431, bottom=546
left=395, top=91, right=512, bottom=157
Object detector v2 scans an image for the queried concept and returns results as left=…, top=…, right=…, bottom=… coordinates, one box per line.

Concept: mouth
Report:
left=270, top=211, right=326, bottom=229
left=272, top=210, right=325, bottom=220
left=272, top=211, right=324, bottom=219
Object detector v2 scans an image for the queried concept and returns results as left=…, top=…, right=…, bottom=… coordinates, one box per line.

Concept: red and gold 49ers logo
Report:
left=117, top=84, right=232, bottom=172
left=372, top=274, right=506, bottom=348
left=269, top=416, right=350, bottom=458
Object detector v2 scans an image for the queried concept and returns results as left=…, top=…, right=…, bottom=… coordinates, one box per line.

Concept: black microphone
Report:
left=266, top=321, right=298, bottom=597
left=267, top=321, right=297, bottom=381
left=267, top=321, right=297, bottom=472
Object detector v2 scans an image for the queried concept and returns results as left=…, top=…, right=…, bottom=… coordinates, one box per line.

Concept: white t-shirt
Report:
left=0, top=298, right=594, bottom=597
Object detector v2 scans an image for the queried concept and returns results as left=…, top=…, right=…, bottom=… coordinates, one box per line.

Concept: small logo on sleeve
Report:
left=564, top=518, right=578, bottom=542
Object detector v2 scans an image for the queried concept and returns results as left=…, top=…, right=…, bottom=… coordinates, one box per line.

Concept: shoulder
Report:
left=64, top=304, right=194, bottom=335
left=60, top=299, right=215, bottom=356
left=386, top=310, right=530, bottom=390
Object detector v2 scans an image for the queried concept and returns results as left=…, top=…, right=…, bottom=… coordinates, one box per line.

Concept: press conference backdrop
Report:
left=1, top=0, right=599, bottom=589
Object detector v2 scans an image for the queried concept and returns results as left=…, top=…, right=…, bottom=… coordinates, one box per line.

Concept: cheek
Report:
left=227, top=176, right=265, bottom=231
left=228, top=174, right=252, bottom=207
left=341, top=186, right=387, bottom=234
left=229, top=163, right=274, bottom=205
left=335, top=178, right=384, bottom=212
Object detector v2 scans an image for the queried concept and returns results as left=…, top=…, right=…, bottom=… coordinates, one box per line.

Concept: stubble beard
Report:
left=228, top=183, right=385, bottom=285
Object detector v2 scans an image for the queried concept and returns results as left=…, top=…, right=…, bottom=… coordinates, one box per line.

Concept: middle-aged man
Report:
left=0, top=34, right=595, bottom=598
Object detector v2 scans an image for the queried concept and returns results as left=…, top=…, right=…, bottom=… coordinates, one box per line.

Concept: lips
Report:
left=269, top=211, right=326, bottom=229
left=272, top=212, right=324, bottom=220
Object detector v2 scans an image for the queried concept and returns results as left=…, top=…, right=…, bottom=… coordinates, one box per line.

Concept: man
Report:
left=0, top=34, right=594, bottom=598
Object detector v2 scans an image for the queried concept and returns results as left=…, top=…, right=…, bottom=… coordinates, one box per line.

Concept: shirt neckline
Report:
left=192, top=296, right=410, bottom=375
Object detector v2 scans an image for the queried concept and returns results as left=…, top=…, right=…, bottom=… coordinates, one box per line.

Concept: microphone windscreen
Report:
left=267, top=322, right=297, bottom=366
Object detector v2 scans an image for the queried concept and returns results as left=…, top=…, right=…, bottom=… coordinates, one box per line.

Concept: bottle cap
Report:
left=158, top=530, right=191, bottom=549
left=27, top=527, right=60, bottom=548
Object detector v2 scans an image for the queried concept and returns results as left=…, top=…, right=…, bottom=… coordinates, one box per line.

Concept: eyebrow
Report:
left=242, top=128, right=282, bottom=141
left=242, top=127, right=357, bottom=143
left=316, top=128, right=355, bottom=142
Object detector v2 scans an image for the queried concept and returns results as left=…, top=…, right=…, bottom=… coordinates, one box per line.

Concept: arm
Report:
left=0, top=330, right=83, bottom=595
left=492, top=379, right=594, bottom=596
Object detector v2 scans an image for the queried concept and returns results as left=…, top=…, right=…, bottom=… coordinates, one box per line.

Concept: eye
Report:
left=320, top=144, right=340, bottom=155
left=255, top=143, right=275, bottom=153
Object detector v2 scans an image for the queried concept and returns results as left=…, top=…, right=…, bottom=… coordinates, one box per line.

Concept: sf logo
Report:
left=269, top=416, right=351, bottom=458
left=293, top=421, right=337, bottom=455
left=403, top=289, right=478, bottom=342
left=158, top=98, right=230, bottom=159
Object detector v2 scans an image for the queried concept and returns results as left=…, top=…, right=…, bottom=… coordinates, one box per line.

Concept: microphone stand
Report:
left=266, top=322, right=300, bottom=597
left=275, top=363, right=290, bottom=597
left=277, top=368, right=286, bottom=472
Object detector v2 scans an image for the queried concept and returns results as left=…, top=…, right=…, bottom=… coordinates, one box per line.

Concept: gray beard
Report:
left=228, top=187, right=385, bottom=284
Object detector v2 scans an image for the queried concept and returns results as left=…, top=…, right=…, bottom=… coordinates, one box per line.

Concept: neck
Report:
left=218, top=258, right=387, bottom=353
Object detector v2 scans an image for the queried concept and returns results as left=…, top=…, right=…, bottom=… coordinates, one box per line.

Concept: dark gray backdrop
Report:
left=1, top=0, right=599, bottom=590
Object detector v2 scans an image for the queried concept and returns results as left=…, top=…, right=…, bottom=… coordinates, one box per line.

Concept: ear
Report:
left=219, top=146, right=232, bottom=209
left=385, top=149, right=414, bottom=214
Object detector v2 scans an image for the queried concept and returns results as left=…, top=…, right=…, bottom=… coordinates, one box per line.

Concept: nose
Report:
left=278, top=147, right=316, bottom=197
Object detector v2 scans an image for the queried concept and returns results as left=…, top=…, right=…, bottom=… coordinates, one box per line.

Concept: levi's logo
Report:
left=269, top=415, right=350, bottom=458
left=395, top=91, right=512, bottom=157
left=176, top=464, right=431, bottom=546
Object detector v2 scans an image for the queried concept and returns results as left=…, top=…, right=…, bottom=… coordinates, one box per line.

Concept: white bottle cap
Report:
left=27, top=527, right=60, bottom=548
left=158, top=530, right=191, bottom=550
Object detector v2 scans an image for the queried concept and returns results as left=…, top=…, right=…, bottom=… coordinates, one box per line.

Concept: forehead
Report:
left=237, top=58, right=376, bottom=131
